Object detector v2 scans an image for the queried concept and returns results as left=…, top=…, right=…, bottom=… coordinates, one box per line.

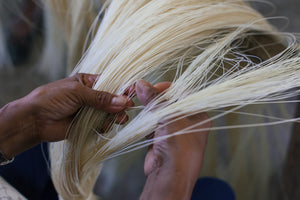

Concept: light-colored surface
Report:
left=0, top=176, right=26, bottom=200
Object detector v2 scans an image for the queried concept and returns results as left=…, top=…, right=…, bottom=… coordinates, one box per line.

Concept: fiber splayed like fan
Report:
left=48, top=0, right=300, bottom=199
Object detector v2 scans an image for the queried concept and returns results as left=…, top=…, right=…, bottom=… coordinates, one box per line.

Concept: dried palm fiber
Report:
left=199, top=31, right=297, bottom=193
left=46, top=0, right=300, bottom=199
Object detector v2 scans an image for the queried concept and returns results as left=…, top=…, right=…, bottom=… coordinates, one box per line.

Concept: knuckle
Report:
left=31, top=86, right=48, bottom=98
left=73, top=73, right=85, bottom=85
left=69, top=82, right=82, bottom=92
left=95, top=91, right=113, bottom=106
left=77, top=73, right=85, bottom=84
left=35, top=86, right=46, bottom=96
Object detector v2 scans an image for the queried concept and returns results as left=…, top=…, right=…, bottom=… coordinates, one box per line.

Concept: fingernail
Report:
left=112, top=96, right=127, bottom=106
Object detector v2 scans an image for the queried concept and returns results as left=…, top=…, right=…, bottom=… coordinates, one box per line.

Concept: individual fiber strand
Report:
left=48, top=0, right=300, bottom=199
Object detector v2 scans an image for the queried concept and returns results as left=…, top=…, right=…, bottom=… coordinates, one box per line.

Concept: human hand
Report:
left=136, top=80, right=211, bottom=200
left=26, top=73, right=133, bottom=142
left=0, top=73, right=133, bottom=158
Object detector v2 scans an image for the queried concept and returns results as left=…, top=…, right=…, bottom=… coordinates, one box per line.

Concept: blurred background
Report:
left=0, top=0, right=299, bottom=199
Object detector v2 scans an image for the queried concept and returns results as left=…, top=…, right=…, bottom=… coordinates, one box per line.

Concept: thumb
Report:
left=136, top=80, right=158, bottom=106
left=80, top=87, right=129, bottom=113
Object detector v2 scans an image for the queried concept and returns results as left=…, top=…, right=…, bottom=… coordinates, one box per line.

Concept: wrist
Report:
left=165, top=141, right=205, bottom=181
left=0, top=98, right=38, bottom=158
left=141, top=159, right=198, bottom=200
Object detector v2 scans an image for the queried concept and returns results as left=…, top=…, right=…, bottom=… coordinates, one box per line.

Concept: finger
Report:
left=101, top=112, right=129, bottom=132
left=136, top=80, right=158, bottom=106
left=101, top=120, right=113, bottom=132
left=153, top=82, right=172, bottom=93
left=80, top=87, right=129, bottom=113
left=114, top=112, right=129, bottom=124
left=124, top=84, right=136, bottom=97
left=123, top=95, right=135, bottom=108
left=73, top=73, right=100, bottom=88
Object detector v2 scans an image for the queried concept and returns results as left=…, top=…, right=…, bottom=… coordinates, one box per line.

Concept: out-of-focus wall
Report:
left=268, top=0, right=300, bottom=32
